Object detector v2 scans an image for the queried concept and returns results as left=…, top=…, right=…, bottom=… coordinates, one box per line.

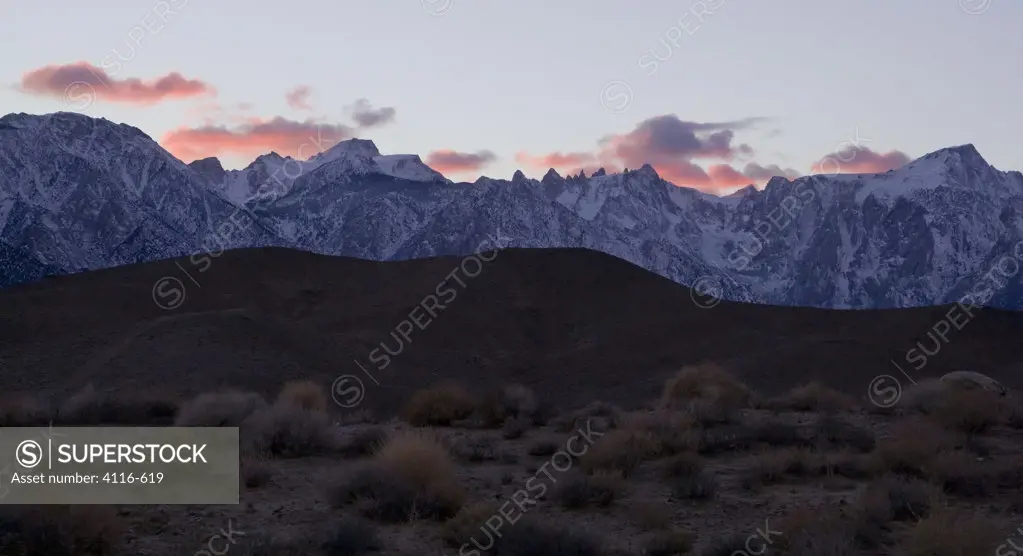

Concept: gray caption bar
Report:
left=0, top=427, right=239, bottom=505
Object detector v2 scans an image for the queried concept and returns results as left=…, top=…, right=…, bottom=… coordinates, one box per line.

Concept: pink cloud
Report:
left=515, top=151, right=596, bottom=171
left=20, top=62, right=214, bottom=105
left=426, top=150, right=496, bottom=174
left=810, top=147, right=912, bottom=175
left=160, top=118, right=352, bottom=162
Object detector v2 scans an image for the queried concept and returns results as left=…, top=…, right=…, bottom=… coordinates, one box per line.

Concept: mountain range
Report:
left=2, top=111, right=1023, bottom=310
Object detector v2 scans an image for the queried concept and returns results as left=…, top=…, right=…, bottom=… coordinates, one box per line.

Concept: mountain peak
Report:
left=255, top=151, right=285, bottom=163
left=633, top=163, right=660, bottom=180
left=312, top=138, right=380, bottom=161
left=188, top=157, right=226, bottom=182
left=542, top=168, right=563, bottom=182
left=924, top=143, right=987, bottom=167
left=511, top=170, right=528, bottom=183
left=592, top=167, right=607, bottom=177
left=726, top=184, right=758, bottom=199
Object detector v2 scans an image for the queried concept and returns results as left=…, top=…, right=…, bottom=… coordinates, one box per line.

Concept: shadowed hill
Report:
left=2, top=247, right=1022, bottom=414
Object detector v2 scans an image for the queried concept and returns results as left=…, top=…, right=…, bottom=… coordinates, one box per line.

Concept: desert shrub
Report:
left=750, top=420, right=815, bottom=449
left=241, top=453, right=274, bottom=489
left=777, top=509, right=857, bottom=556
left=670, top=471, right=717, bottom=500
left=56, top=385, right=178, bottom=426
left=442, top=501, right=500, bottom=549
left=661, top=363, right=750, bottom=415
left=403, top=382, right=476, bottom=426
left=686, top=398, right=741, bottom=426
left=645, top=530, right=695, bottom=556
left=901, top=378, right=948, bottom=413
left=493, top=518, right=600, bottom=556
left=241, top=405, right=337, bottom=458
left=662, top=453, right=704, bottom=479
left=0, top=395, right=53, bottom=427
left=477, top=383, right=540, bottom=427
left=337, top=427, right=388, bottom=459
left=927, top=388, right=1004, bottom=434
left=276, top=380, right=328, bottom=413
left=900, top=511, right=1000, bottom=556
left=580, top=427, right=659, bottom=477
left=553, top=401, right=621, bottom=433
left=501, top=416, right=529, bottom=439
left=320, top=518, right=380, bottom=556
left=815, top=415, right=875, bottom=452
left=175, top=389, right=267, bottom=427
left=553, top=471, right=623, bottom=509
left=741, top=449, right=822, bottom=490
left=624, top=410, right=701, bottom=456
left=696, top=425, right=754, bottom=455
left=928, top=451, right=997, bottom=498
left=452, top=435, right=501, bottom=463
left=331, top=431, right=464, bottom=522
left=822, top=451, right=874, bottom=479
left=782, top=381, right=856, bottom=412
left=872, top=417, right=955, bottom=477
left=857, top=474, right=937, bottom=525
left=0, top=505, right=123, bottom=555
left=1005, top=401, right=1023, bottom=429
left=336, top=408, right=377, bottom=425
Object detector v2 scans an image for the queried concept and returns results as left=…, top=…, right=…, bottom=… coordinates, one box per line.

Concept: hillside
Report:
left=2, top=247, right=1022, bottom=415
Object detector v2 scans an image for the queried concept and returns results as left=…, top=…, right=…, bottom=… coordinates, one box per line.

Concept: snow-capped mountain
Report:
left=0, top=112, right=282, bottom=287
left=193, top=138, right=450, bottom=207
left=2, top=111, right=1022, bottom=311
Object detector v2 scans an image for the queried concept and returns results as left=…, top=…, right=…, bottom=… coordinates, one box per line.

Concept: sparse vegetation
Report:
left=493, top=518, right=601, bottom=556
left=782, top=381, right=856, bottom=412
left=241, top=404, right=338, bottom=458
left=900, top=511, right=1001, bottom=556
left=403, top=382, right=477, bottom=427
left=872, top=417, right=955, bottom=477
left=477, top=383, right=541, bottom=427
left=0, top=505, right=123, bottom=555
left=276, top=379, right=328, bottom=413
left=57, top=384, right=178, bottom=425
left=441, top=502, right=499, bottom=548
left=338, top=427, right=388, bottom=459
left=175, top=389, right=267, bottom=427
left=553, top=471, right=623, bottom=508
left=645, top=530, right=695, bottom=556
left=857, top=474, right=938, bottom=524
left=331, top=430, right=465, bottom=522
left=0, top=395, right=53, bottom=426
left=669, top=470, right=717, bottom=500
left=10, top=358, right=1017, bottom=555
left=926, top=387, right=1004, bottom=434
left=580, top=427, right=660, bottom=477
left=241, top=453, right=274, bottom=489
left=320, top=518, right=381, bottom=555
left=661, top=363, right=750, bottom=415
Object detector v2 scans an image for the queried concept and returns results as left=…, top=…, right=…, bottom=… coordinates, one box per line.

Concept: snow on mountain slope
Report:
left=0, top=112, right=281, bottom=285
left=373, top=154, right=449, bottom=183
left=2, top=112, right=1022, bottom=311
left=193, top=139, right=449, bottom=210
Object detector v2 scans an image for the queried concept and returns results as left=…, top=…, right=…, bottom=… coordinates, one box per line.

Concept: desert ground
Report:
left=2, top=247, right=1023, bottom=554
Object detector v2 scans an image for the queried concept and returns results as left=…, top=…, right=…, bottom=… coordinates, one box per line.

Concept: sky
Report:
left=1, top=0, right=1020, bottom=194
